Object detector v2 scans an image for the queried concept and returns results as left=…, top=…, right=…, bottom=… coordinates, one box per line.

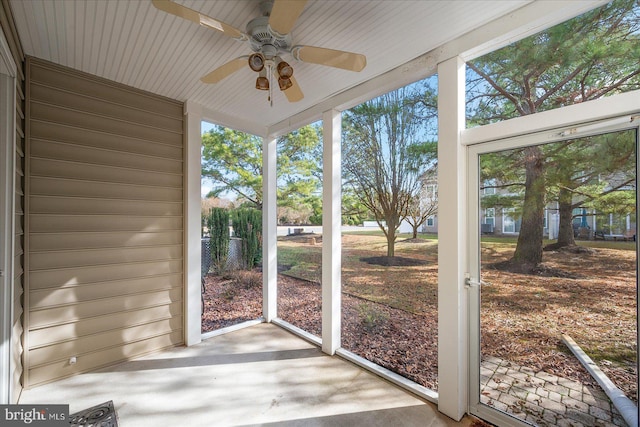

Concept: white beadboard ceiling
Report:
left=10, top=0, right=537, bottom=135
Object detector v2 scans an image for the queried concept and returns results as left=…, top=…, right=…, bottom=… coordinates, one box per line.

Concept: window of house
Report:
left=484, top=208, right=495, bottom=226
left=482, top=180, right=496, bottom=195
left=502, top=208, right=521, bottom=233
left=426, top=184, right=437, bottom=199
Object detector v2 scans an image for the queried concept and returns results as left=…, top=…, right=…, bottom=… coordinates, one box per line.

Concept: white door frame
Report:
left=0, top=28, right=17, bottom=405
left=467, top=113, right=640, bottom=425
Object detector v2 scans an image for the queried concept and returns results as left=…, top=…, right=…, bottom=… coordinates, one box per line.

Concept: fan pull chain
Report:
left=268, top=63, right=273, bottom=107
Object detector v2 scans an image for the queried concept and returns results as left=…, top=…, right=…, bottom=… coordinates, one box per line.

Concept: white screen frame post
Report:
left=436, top=55, right=468, bottom=420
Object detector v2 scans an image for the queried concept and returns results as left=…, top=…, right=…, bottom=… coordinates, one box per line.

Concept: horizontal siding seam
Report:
left=29, top=119, right=184, bottom=155
left=29, top=243, right=184, bottom=255
left=29, top=272, right=183, bottom=293
left=29, top=256, right=184, bottom=272
left=28, top=260, right=183, bottom=280
left=28, top=194, right=184, bottom=204
left=28, top=329, right=184, bottom=369
left=29, top=330, right=184, bottom=358
left=29, top=99, right=184, bottom=140
left=29, top=243, right=184, bottom=252
left=30, top=81, right=183, bottom=128
left=29, top=213, right=183, bottom=219
left=29, top=286, right=184, bottom=313
left=29, top=60, right=182, bottom=110
left=31, top=285, right=181, bottom=311
left=29, top=156, right=184, bottom=180
left=16, top=76, right=25, bottom=98
left=29, top=176, right=183, bottom=193
left=29, top=234, right=183, bottom=243
left=28, top=191, right=183, bottom=204
left=29, top=230, right=181, bottom=236
left=29, top=211, right=183, bottom=218
left=29, top=298, right=183, bottom=334
left=31, top=137, right=184, bottom=170
left=27, top=340, right=184, bottom=388
left=30, top=137, right=184, bottom=165
left=16, top=100, right=24, bottom=119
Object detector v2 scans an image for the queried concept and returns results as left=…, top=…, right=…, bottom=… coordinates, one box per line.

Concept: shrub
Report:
left=223, top=270, right=262, bottom=291
left=357, top=302, right=389, bottom=332
left=235, top=270, right=262, bottom=289
left=207, top=207, right=230, bottom=273
left=221, top=286, right=236, bottom=301
left=232, top=208, right=262, bottom=269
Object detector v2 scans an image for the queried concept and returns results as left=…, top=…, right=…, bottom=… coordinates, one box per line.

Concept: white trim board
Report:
left=0, top=27, right=17, bottom=405
left=462, top=90, right=640, bottom=146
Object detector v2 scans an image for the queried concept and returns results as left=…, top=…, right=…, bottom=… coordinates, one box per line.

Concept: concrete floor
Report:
left=20, top=323, right=473, bottom=427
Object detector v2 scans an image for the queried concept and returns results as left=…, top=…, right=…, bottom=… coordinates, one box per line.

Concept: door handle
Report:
left=465, top=277, right=489, bottom=288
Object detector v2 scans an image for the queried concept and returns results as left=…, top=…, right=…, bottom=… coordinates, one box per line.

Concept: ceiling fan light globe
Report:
left=256, top=76, right=270, bottom=90
left=277, top=61, right=293, bottom=79
left=248, top=53, right=265, bottom=72
left=278, top=77, right=293, bottom=91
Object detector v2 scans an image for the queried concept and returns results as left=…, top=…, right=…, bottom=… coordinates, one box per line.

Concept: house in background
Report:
left=478, top=179, right=636, bottom=239
left=1, top=1, right=638, bottom=426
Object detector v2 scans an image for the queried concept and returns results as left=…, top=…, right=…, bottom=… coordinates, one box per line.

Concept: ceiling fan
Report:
left=152, top=0, right=367, bottom=104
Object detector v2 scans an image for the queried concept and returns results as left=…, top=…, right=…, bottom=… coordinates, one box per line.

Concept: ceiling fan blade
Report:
left=283, top=76, right=304, bottom=102
left=152, top=0, right=247, bottom=41
left=291, top=46, right=366, bottom=72
left=269, top=0, right=308, bottom=36
left=201, top=57, right=248, bottom=84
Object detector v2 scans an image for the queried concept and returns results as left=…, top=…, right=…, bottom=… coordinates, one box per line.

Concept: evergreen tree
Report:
left=468, top=0, right=640, bottom=268
left=232, top=208, right=262, bottom=269
left=207, top=208, right=230, bottom=273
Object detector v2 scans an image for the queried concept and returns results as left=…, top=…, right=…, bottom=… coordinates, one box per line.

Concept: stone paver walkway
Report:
left=481, top=356, right=627, bottom=427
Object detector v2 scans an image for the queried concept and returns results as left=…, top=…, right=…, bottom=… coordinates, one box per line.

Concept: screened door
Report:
left=469, top=120, right=639, bottom=426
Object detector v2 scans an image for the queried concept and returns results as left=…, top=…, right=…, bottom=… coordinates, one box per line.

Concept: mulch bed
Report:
left=482, top=246, right=638, bottom=402
left=202, top=246, right=638, bottom=401
left=202, top=272, right=438, bottom=390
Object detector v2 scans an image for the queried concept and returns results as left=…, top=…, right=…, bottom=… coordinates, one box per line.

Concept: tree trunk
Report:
left=555, top=187, right=576, bottom=247
left=386, top=234, right=395, bottom=257
left=513, top=146, right=545, bottom=267
left=386, top=217, right=398, bottom=257
left=412, top=225, right=418, bottom=239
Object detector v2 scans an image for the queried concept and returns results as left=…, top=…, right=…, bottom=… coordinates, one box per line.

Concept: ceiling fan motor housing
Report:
left=246, top=15, right=292, bottom=58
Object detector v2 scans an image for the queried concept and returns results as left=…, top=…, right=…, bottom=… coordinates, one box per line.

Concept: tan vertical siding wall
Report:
left=25, top=58, right=184, bottom=387
left=1, top=0, right=25, bottom=403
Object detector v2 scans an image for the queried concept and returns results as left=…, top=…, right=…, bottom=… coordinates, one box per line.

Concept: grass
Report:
left=276, top=241, right=322, bottom=283
left=578, top=239, right=636, bottom=251
left=343, top=229, right=438, bottom=240
left=279, top=232, right=437, bottom=314
left=341, top=239, right=437, bottom=314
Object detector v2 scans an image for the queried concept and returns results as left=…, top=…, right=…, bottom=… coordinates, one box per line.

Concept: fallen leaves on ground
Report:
left=203, top=273, right=439, bottom=390
left=202, top=242, right=637, bottom=402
